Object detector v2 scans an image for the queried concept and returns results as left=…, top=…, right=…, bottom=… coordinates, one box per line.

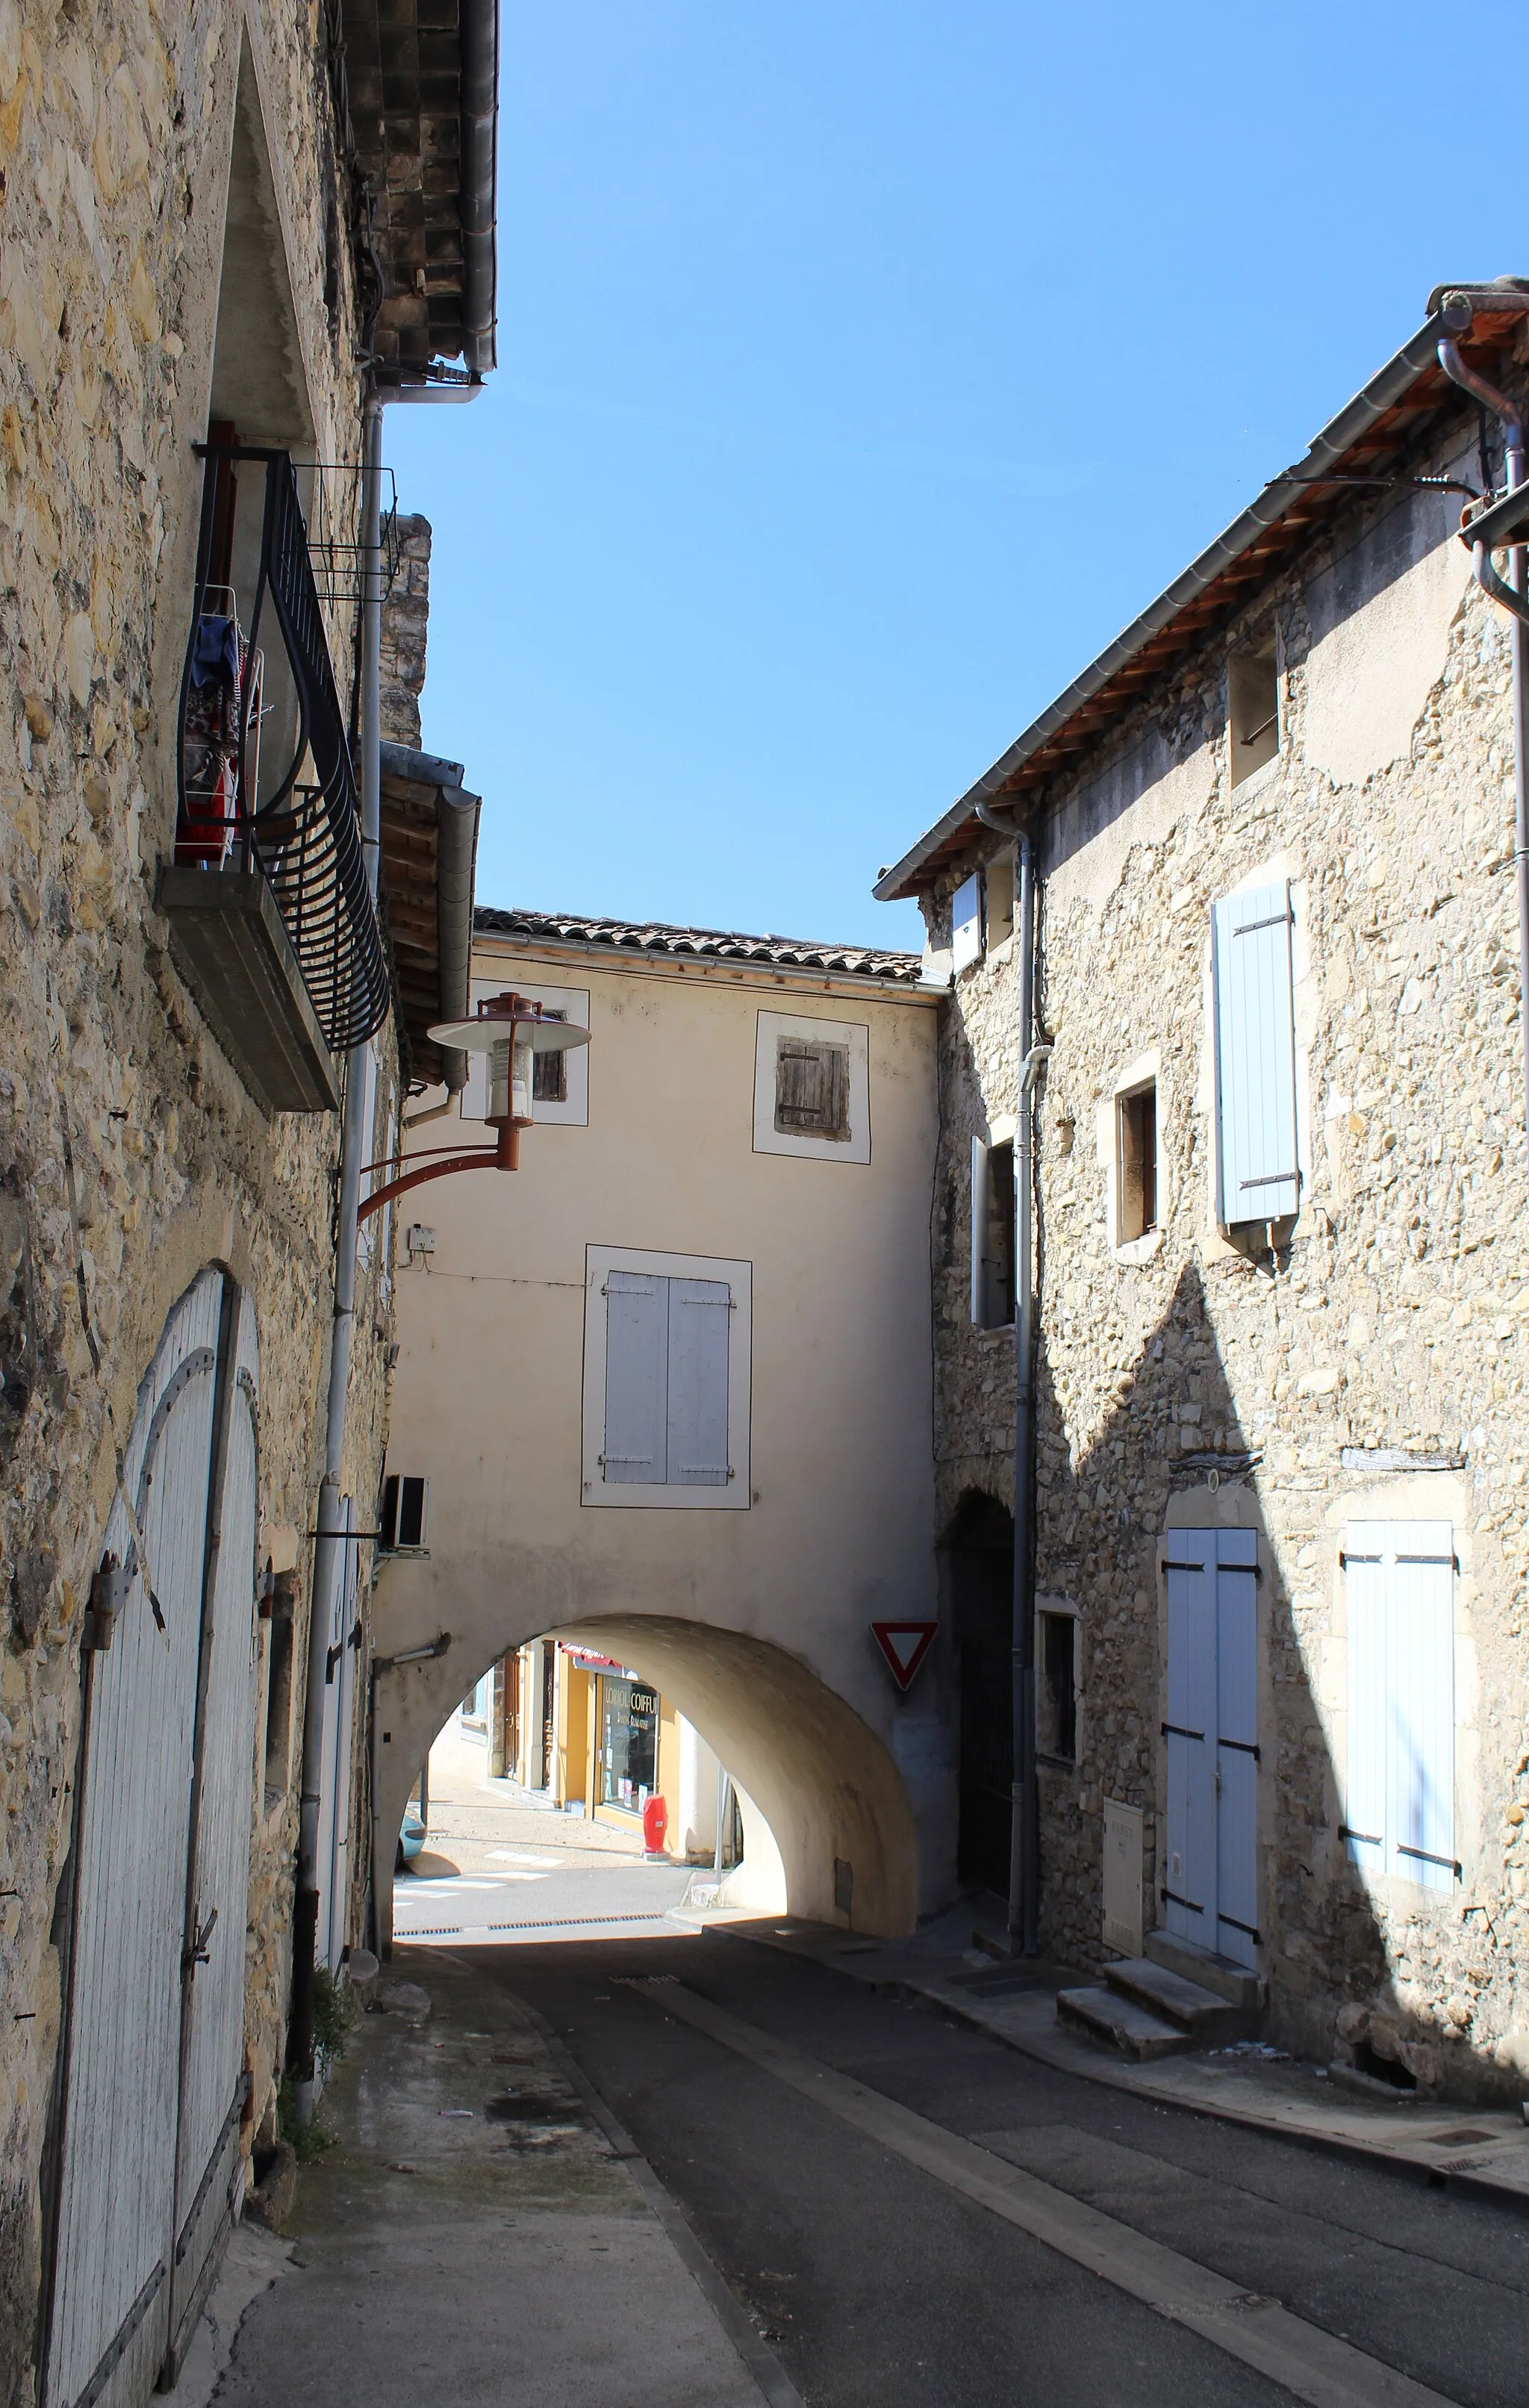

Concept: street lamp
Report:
left=356, top=991, right=590, bottom=1223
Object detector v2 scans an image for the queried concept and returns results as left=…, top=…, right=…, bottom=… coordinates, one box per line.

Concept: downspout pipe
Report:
left=974, top=798, right=1047, bottom=1953
left=1439, top=326, right=1529, bottom=1131
left=290, top=395, right=386, bottom=2106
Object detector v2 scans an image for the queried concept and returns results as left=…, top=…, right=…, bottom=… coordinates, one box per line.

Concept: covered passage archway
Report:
left=370, top=1612, right=919, bottom=1952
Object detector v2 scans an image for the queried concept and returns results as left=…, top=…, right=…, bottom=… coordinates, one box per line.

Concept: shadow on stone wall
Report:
left=1031, top=1256, right=1513, bottom=2103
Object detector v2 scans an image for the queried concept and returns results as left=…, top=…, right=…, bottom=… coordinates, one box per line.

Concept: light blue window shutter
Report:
left=952, top=874, right=982, bottom=973
left=1386, top=1523, right=1455, bottom=1892
left=1343, top=1524, right=1388, bottom=1879
left=666, top=1279, right=731, bottom=1485
left=1212, top=882, right=1299, bottom=1225
left=1164, top=1529, right=1218, bottom=1955
left=1213, top=1529, right=1259, bottom=1963
left=603, top=1272, right=669, bottom=1484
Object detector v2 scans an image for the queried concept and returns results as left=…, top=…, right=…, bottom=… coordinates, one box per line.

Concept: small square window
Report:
left=1117, top=1082, right=1157, bottom=1244
left=262, top=1572, right=296, bottom=1805
left=379, top=1473, right=430, bottom=1554
left=971, top=1138, right=1015, bottom=1327
left=1038, top=1611, right=1077, bottom=1763
left=774, top=1038, right=850, bottom=1141
left=985, top=852, right=1014, bottom=951
left=1229, top=638, right=1279, bottom=789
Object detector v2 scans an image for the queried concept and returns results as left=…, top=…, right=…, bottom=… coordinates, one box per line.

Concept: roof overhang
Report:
left=379, top=743, right=481, bottom=1088
left=341, top=0, right=498, bottom=375
left=875, top=281, right=1529, bottom=902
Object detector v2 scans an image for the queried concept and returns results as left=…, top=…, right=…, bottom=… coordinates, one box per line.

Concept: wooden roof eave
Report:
left=874, top=299, right=1529, bottom=903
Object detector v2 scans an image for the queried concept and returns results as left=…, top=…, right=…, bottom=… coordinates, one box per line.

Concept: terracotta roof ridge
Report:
left=472, top=902, right=924, bottom=979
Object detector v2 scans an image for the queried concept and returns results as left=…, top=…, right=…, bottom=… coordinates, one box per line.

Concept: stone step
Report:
left=1056, top=1986, right=1192, bottom=2062
left=1103, top=1956, right=1256, bottom=2043
left=1145, top=1928, right=1265, bottom=2011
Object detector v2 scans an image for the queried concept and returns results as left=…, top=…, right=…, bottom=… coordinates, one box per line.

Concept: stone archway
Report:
left=371, top=1612, right=918, bottom=1950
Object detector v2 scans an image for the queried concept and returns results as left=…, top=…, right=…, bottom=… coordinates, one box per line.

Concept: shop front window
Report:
left=598, top=1673, right=658, bottom=1811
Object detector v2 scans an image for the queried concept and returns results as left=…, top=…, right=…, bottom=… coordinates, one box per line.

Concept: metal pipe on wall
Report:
left=290, top=398, right=384, bottom=2105
left=1439, top=328, right=1529, bottom=1129
left=974, top=802, right=1043, bottom=1953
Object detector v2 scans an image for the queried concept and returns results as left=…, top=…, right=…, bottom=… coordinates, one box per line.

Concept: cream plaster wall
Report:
left=374, top=941, right=941, bottom=1935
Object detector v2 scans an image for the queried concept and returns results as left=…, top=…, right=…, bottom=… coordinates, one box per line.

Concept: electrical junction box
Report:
left=405, top=1224, right=435, bottom=1258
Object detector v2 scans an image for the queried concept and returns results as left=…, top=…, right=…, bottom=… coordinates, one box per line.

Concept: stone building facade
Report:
left=879, top=285, right=1529, bottom=2103
left=0, top=0, right=489, bottom=2398
left=379, top=514, right=432, bottom=750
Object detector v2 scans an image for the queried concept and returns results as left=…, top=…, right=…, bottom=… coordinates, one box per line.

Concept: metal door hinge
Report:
left=83, top=1554, right=130, bottom=1650
left=183, top=1906, right=219, bottom=1973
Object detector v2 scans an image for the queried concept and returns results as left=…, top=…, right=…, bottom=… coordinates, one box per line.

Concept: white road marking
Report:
left=487, top=1850, right=561, bottom=1868
left=633, top=1982, right=1459, bottom=2408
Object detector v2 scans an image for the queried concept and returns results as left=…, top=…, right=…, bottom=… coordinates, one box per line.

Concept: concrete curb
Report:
left=719, top=1921, right=1529, bottom=2218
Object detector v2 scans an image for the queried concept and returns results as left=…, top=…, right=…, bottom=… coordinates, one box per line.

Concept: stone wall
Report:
left=0, top=1, right=396, bottom=2392
left=380, top=513, right=431, bottom=748
left=927, top=359, right=1529, bottom=2103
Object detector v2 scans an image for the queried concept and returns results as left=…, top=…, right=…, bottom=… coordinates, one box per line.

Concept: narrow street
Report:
left=202, top=1927, right=1529, bottom=2408
left=390, top=1720, right=698, bottom=1947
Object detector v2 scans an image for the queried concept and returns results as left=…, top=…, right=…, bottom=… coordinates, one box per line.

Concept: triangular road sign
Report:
left=870, top=1620, right=938, bottom=1692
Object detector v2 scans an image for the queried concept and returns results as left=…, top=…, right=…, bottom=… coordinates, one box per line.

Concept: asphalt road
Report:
left=477, top=1928, right=1529, bottom=2408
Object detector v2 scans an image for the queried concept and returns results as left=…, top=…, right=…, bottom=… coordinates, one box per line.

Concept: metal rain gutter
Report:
left=872, top=306, right=1477, bottom=903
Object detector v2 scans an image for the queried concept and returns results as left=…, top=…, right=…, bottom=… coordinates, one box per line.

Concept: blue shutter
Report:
left=1164, top=1529, right=1217, bottom=1955
left=603, top=1272, right=668, bottom=1484
left=1386, top=1523, right=1455, bottom=1892
left=1344, top=1521, right=1454, bottom=1891
left=1213, top=1529, right=1259, bottom=1967
left=1343, top=1524, right=1388, bottom=1881
left=666, top=1278, right=731, bottom=1486
left=952, top=874, right=982, bottom=972
left=1212, top=882, right=1299, bottom=1224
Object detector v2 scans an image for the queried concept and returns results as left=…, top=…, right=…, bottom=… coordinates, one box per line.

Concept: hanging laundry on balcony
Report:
left=178, top=612, right=262, bottom=869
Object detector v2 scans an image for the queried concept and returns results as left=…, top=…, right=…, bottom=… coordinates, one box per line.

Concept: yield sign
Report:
left=871, top=1621, right=938, bottom=1692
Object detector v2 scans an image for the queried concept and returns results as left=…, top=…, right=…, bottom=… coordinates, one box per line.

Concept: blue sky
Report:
left=387, top=2, right=1505, bottom=953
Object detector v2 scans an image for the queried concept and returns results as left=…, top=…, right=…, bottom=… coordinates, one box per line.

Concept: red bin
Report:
left=642, top=1794, right=668, bottom=1855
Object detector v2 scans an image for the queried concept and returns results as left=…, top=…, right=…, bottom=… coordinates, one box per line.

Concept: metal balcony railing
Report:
left=174, top=445, right=391, bottom=1058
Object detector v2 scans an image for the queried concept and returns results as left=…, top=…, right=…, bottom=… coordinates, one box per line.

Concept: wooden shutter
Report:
left=1163, top=1529, right=1217, bottom=1955
left=1212, top=881, right=1299, bottom=1224
left=1342, top=1524, right=1388, bottom=1879
left=602, top=1271, right=668, bottom=1484
left=773, top=1039, right=849, bottom=1138
left=952, top=873, right=982, bottom=972
left=969, top=1138, right=989, bottom=1324
left=1344, top=1521, right=1454, bottom=1891
left=1387, top=1523, right=1455, bottom=1891
left=666, top=1278, right=731, bottom=1485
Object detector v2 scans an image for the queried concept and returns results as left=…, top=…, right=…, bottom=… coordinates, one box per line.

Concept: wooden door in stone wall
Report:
left=166, top=1287, right=262, bottom=2374
left=1163, top=1527, right=1259, bottom=1971
left=45, top=1269, right=262, bottom=2408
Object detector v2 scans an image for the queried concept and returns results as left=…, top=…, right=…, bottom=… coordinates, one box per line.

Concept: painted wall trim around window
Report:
left=753, top=1011, right=871, bottom=1164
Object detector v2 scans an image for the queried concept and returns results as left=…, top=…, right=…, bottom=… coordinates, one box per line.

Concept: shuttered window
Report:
left=603, top=1270, right=732, bottom=1488
left=970, top=1136, right=1014, bottom=1328
left=774, top=1038, right=850, bottom=1139
left=379, top=1473, right=429, bottom=1551
left=1211, top=880, right=1299, bottom=1226
left=1343, top=1522, right=1456, bottom=1893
